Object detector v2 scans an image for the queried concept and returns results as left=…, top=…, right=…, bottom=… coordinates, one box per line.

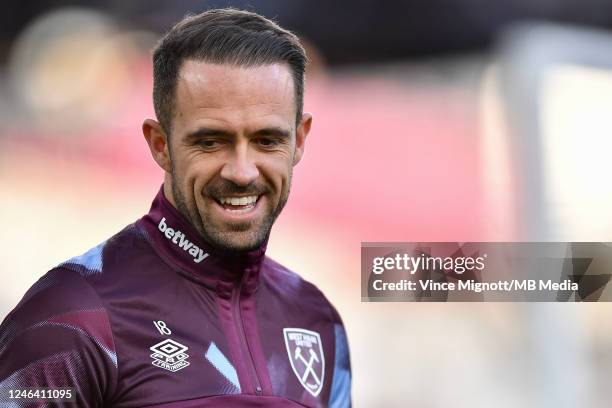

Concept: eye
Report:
left=255, top=137, right=280, bottom=149
left=198, top=139, right=222, bottom=150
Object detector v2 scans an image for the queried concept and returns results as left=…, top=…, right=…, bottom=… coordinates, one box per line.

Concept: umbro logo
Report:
left=150, top=338, right=190, bottom=372
left=149, top=320, right=190, bottom=373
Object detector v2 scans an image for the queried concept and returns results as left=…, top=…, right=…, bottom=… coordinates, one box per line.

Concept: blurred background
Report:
left=1, top=1, right=612, bottom=406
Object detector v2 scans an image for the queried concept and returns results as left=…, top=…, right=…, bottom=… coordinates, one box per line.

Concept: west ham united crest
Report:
left=283, top=328, right=325, bottom=397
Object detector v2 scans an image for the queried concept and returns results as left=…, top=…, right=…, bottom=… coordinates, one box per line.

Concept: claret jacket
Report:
left=0, top=187, right=351, bottom=407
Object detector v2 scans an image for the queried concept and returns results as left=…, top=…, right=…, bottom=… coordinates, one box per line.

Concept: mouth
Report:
left=214, top=195, right=260, bottom=215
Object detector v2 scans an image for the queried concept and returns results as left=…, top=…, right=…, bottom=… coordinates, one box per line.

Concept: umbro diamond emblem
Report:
left=150, top=338, right=190, bottom=372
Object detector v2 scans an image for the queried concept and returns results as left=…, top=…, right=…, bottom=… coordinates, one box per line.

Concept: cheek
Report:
left=175, top=156, right=217, bottom=198
left=261, top=157, right=293, bottom=192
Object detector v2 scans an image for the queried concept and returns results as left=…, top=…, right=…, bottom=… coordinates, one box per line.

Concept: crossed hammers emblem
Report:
left=284, top=328, right=325, bottom=397
left=294, top=346, right=321, bottom=385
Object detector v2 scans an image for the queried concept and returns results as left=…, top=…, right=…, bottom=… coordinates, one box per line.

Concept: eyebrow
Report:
left=185, top=127, right=234, bottom=140
left=252, top=127, right=291, bottom=138
left=185, top=126, right=291, bottom=140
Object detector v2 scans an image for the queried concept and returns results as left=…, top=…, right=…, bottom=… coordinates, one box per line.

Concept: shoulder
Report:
left=261, top=256, right=342, bottom=323
left=261, top=256, right=324, bottom=298
left=58, top=222, right=151, bottom=279
left=0, top=263, right=115, bottom=360
left=6, top=267, right=103, bottom=325
left=0, top=266, right=118, bottom=401
left=2, top=221, right=152, bottom=347
left=0, top=225, right=144, bottom=369
left=0, top=229, right=134, bottom=400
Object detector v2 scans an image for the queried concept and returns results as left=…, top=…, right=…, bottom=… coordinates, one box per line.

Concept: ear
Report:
left=143, top=119, right=172, bottom=173
left=293, top=112, right=312, bottom=166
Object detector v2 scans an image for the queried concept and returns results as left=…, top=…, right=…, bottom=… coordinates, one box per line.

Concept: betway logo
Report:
left=158, top=218, right=209, bottom=263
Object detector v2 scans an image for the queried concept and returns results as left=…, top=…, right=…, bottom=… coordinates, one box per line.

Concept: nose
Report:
left=220, top=144, right=259, bottom=186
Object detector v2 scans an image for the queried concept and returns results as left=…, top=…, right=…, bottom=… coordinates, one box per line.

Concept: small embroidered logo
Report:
left=150, top=338, right=190, bottom=372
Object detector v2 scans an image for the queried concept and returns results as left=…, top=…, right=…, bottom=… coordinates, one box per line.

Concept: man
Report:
left=0, top=9, right=351, bottom=407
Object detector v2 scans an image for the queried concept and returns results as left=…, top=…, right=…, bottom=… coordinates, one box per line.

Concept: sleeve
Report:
left=0, top=269, right=118, bottom=407
left=328, top=306, right=352, bottom=408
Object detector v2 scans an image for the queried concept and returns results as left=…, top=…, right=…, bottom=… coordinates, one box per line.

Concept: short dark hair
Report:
left=152, top=8, right=307, bottom=136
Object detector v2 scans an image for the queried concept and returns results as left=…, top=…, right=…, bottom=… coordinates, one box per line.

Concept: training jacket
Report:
left=0, top=187, right=351, bottom=407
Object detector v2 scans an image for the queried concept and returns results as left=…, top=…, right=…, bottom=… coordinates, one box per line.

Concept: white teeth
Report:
left=219, top=196, right=258, bottom=206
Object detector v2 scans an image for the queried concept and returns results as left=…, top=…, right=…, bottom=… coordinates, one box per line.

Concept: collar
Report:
left=136, top=186, right=267, bottom=293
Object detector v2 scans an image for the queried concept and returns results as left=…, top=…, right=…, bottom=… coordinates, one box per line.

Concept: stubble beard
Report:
left=169, top=162, right=292, bottom=253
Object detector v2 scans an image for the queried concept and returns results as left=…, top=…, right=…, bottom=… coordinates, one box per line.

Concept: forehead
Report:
left=173, top=60, right=296, bottom=130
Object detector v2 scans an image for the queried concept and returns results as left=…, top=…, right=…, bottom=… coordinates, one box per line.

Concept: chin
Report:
left=215, top=240, right=264, bottom=253
left=208, top=230, right=268, bottom=253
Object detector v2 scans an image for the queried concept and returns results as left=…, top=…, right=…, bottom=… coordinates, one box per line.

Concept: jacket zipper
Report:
left=231, top=282, right=263, bottom=395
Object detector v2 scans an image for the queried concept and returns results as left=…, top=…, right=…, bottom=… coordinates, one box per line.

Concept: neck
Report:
left=137, top=185, right=267, bottom=287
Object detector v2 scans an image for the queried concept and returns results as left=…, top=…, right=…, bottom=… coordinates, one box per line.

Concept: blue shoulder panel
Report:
left=61, top=240, right=106, bottom=276
left=330, top=323, right=351, bottom=408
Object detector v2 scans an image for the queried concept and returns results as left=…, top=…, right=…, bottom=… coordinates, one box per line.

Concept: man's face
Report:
left=163, top=61, right=309, bottom=252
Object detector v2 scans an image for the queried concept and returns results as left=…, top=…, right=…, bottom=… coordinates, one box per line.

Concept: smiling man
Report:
left=146, top=60, right=300, bottom=253
left=0, top=9, right=351, bottom=407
